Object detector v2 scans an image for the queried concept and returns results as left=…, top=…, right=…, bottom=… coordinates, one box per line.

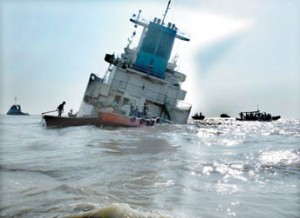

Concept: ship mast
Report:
left=162, top=0, right=171, bottom=25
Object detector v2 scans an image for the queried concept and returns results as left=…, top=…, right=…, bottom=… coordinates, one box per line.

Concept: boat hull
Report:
left=7, top=112, right=29, bottom=115
left=43, top=112, right=157, bottom=127
left=220, top=114, right=230, bottom=118
left=271, top=116, right=281, bottom=121
left=43, top=115, right=102, bottom=127
left=236, top=116, right=281, bottom=122
left=191, top=116, right=205, bottom=120
left=99, top=111, right=156, bottom=127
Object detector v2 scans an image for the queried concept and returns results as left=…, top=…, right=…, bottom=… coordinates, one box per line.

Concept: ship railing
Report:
left=130, top=14, right=190, bottom=41
left=130, top=14, right=151, bottom=27
left=176, top=30, right=191, bottom=41
left=103, top=64, right=114, bottom=84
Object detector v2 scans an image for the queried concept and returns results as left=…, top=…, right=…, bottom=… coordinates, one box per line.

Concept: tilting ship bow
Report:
left=77, top=2, right=191, bottom=124
left=43, top=1, right=192, bottom=127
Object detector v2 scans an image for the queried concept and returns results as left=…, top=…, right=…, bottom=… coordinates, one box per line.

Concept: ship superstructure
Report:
left=78, top=1, right=192, bottom=124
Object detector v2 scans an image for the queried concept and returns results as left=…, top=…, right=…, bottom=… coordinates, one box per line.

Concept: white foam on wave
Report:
left=259, top=150, right=300, bottom=165
left=67, top=203, right=170, bottom=218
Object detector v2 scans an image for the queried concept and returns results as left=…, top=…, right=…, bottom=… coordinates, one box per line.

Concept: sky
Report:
left=1, top=0, right=299, bottom=118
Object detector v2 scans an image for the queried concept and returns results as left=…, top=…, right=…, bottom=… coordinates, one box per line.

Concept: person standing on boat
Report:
left=129, top=103, right=135, bottom=116
left=57, top=101, right=66, bottom=117
left=143, top=102, right=149, bottom=117
left=134, top=105, right=139, bottom=117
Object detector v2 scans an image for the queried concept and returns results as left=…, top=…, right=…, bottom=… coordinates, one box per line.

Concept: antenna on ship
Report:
left=127, top=10, right=142, bottom=48
left=162, top=0, right=171, bottom=25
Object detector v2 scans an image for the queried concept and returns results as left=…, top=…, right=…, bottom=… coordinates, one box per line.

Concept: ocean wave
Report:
left=67, top=203, right=170, bottom=218
left=0, top=164, right=63, bottom=178
left=1, top=116, right=299, bottom=218
left=258, top=149, right=300, bottom=166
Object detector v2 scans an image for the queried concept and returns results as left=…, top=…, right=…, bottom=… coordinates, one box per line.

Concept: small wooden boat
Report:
left=42, top=115, right=101, bottom=127
left=42, top=111, right=158, bottom=127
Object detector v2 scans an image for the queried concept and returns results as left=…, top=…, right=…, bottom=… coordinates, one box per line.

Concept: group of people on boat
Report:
left=57, top=101, right=77, bottom=118
left=190, top=110, right=280, bottom=122
left=129, top=102, right=149, bottom=118
left=191, top=112, right=205, bottom=120
left=56, top=100, right=149, bottom=119
left=238, top=110, right=280, bottom=121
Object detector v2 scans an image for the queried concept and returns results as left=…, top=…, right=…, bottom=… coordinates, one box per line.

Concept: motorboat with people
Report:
left=42, top=1, right=192, bottom=127
left=191, top=112, right=205, bottom=120
left=236, top=110, right=281, bottom=121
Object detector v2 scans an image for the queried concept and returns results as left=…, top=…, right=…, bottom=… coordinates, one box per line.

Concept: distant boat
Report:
left=191, top=112, right=205, bottom=120
left=7, top=104, right=29, bottom=115
left=220, top=113, right=230, bottom=118
left=42, top=110, right=159, bottom=127
left=236, top=110, right=281, bottom=121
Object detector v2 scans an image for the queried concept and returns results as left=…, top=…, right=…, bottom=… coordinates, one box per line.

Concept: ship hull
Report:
left=7, top=104, right=29, bottom=115
left=7, top=112, right=29, bottom=116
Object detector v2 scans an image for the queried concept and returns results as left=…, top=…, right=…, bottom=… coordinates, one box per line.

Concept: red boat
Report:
left=99, top=111, right=157, bottom=127
left=42, top=111, right=158, bottom=127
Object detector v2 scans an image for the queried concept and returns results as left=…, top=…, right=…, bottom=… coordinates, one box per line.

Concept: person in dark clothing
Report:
left=143, top=102, right=149, bottom=117
left=57, top=101, right=66, bottom=117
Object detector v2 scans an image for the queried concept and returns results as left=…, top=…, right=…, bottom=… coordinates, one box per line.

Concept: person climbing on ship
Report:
left=57, top=101, right=66, bottom=117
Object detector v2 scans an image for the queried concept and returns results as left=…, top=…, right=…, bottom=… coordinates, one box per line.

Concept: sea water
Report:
left=0, top=115, right=299, bottom=218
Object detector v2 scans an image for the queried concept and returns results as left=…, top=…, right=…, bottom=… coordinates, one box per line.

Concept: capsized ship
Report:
left=7, top=104, right=29, bottom=116
left=43, top=1, right=192, bottom=127
left=7, top=97, right=29, bottom=115
left=78, top=3, right=191, bottom=122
